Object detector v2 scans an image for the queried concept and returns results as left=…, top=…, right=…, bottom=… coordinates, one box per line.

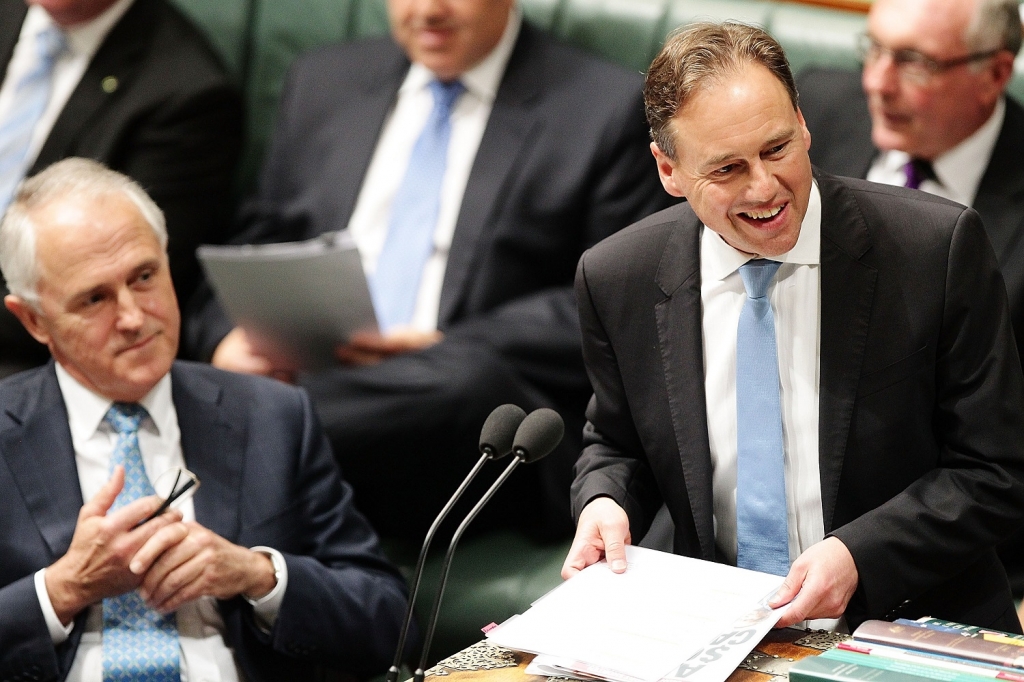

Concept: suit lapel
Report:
left=973, top=98, right=1024, bottom=258
left=438, top=24, right=543, bottom=325
left=1, top=364, right=82, bottom=559
left=654, top=218, right=717, bottom=560
left=0, top=0, right=26, bottom=89
left=815, top=172, right=877, bottom=532
left=171, top=364, right=244, bottom=542
left=31, top=0, right=153, bottom=170
left=326, top=43, right=408, bottom=233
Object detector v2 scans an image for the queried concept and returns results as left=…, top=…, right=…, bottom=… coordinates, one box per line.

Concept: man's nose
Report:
left=116, top=288, right=145, bottom=330
left=747, top=160, right=779, bottom=200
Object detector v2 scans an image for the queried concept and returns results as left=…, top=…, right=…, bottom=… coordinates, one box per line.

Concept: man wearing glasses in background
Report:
left=0, top=158, right=408, bottom=681
left=796, top=0, right=1024, bottom=600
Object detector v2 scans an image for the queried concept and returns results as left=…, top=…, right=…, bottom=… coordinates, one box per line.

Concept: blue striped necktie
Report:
left=370, top=78, right=464, bottom=331
left=735, top=259, right=790, bottom=576
left=102, top=403, right=181, bottom=682
left=0, top=24, right=67, bottom=213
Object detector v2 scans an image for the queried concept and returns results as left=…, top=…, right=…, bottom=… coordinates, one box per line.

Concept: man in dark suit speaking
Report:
left=0, top=0, right=243, bottom=377
left=562, top=22, right=1024, bottom=632
left=185, top=0, right=670, bottom=540
left=0, top=159, right=407, bottom=681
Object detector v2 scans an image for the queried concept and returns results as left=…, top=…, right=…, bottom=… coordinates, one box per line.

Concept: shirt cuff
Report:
left=245, top=546, right=288, bottom=631
left=34, top=568, right=73, bottom=644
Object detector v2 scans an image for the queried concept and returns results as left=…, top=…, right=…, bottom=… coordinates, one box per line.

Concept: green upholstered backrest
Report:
left=169, top=0, right=1024, bottom=191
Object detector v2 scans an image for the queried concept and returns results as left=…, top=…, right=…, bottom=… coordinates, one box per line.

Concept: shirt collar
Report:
left=402, top=5, right=522, bottom=104
left=55, top=362, right=173, bottom=441
left=876, top=97, right=1005, bottom=207
left=702, top=180, right=822, bottom=282
left=27, top=0, right=135, bottom=59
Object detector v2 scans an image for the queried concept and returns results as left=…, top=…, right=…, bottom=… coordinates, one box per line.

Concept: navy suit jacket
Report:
left=572, top=171, right=1024, bottom=630
left=0, top=361, right=408, bottom=682
left=0, top=0, right=243, bottom=376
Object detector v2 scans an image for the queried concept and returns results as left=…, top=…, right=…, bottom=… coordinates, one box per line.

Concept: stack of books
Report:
left=788, top=618, right=1024, bottom=682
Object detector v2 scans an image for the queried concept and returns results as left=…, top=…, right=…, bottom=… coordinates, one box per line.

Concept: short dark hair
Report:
left=645, top=22, right=799, bottom=159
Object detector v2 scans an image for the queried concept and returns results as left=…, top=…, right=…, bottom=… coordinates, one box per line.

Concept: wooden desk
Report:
left=425, top=629, right=849, bottom=682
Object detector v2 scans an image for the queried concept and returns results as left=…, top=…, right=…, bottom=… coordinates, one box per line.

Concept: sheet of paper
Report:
left=488, top=546, right=783, bottom=682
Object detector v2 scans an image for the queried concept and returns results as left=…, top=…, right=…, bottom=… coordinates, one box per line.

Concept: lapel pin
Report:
left=101, top=76, right=118, bottom=94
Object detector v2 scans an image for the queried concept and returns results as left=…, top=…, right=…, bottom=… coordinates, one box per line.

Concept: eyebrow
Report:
left=67, top=258, right=162, bottom=303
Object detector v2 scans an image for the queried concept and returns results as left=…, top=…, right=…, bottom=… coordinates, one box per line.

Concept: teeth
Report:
left=744, top=206, right=782, bottom=220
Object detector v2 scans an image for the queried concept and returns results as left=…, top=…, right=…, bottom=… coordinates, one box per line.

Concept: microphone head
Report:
left=479, top=404, right=528, bottom=459
left=511, top=408, right=564, bottom=463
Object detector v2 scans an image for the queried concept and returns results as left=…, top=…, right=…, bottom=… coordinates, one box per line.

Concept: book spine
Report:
left=790, top=655, right=935, bottom=682
left=854, top=622, right=1024, bottom=669
left=822, top=648, right=998, bottom=682
left=909, top=620, right=1024, bottom=644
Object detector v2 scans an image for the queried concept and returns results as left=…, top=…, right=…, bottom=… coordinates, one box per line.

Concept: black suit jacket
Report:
left=185, top=21, right=671, bottom=399
left=572, top=171, right=1024, bottom=629
left=0, top=0, right=243, bottom=375
left=0, top=361, right=408, bottom=682
left=798, top=67, right=1024, bottom=368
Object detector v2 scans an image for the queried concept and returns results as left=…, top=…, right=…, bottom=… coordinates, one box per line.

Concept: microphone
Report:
left=385, top=404, right=527, bottom=682
left=413, top=408, right=565, bottom=682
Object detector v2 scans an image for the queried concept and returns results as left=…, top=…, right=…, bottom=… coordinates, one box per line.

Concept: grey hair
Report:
left=965, top=0, right=1022, bottom=56
left=0, top=158, right=167, bottom=307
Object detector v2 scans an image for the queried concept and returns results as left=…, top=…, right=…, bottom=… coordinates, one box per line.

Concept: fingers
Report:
left=561, top=497, right=631, bottom=579
left=79, top=466, right=125, bottom=519
left=130, top=520, right=190, bottom=576
left=770, top=537, right=859, bottom=627
left=335, top=343, right=386, bottom=366
left=211, top=327, right=274, bottom=376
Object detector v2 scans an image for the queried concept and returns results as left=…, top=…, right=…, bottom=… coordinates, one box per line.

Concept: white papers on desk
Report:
left=197, top=231, right=378, bottom=369
left=486, top=546, right=783, bottom=682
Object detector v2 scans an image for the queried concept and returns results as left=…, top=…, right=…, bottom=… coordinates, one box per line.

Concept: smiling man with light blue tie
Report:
left=563, top=22, right=1024, bottom=634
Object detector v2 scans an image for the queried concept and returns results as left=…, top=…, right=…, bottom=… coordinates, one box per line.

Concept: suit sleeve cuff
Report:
left=245, top=546, right=288, bottom=631
left=34, top=568, right=73, bottom=644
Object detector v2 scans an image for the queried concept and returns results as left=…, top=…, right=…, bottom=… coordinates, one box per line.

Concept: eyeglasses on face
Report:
left=856, top=34, right=1001, bottom=84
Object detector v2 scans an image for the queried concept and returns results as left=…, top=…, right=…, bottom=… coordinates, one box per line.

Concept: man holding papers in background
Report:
left=184, top=0, right=669, bottom=540
left=563, top=22, right=1024, bottom=632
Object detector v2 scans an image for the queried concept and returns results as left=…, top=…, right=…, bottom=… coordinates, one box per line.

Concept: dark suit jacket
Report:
left=0, top=361, right=408, bottom=682
left=571, top=171, right=1024, bottom=630
left=0, top=0, right=243, bottom=376
left=798, top=67, right=1024, bottom=368
left=185, top=21, right=670, bottom=397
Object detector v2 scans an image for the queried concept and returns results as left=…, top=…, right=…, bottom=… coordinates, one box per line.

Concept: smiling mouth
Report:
left=740, top=205, right=784, bottom=221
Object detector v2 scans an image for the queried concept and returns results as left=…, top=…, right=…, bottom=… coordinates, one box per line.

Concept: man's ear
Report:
left=650, top=142, right=686, bottom=198
left=5, top=294, right=51, bottom=346
left=984, top=51, right=1016, bottom=104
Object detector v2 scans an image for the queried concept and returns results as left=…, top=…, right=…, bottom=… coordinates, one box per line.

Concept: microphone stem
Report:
left=414, top=456, right=524, bottom=682
left=386, top=452, right=492, bottom=682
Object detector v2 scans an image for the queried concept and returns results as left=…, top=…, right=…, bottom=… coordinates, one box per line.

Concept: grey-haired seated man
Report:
left=0, top=158, right=408, bottom=681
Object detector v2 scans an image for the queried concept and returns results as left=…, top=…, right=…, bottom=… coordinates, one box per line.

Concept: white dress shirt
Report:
left=701, top=183, right=838, bottom=629
left=867, top=97, right=1005, bottom=208
left=0, top=0, right=135, bottom=175
left=346, top=6, right=521, bottom=331
left=35, top=364, right=287, bottom=682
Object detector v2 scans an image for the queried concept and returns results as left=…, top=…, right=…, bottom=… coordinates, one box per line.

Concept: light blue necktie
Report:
left=371, top=79, right=464, bottom=331
left=0, top=24, right=67, bottom=214
left=102, top=403, right=181, bottom=682
left=735, top=259, right=790, bottom=576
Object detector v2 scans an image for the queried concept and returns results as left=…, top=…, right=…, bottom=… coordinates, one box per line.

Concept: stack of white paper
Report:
left=486, top=546, right=783, bottom=682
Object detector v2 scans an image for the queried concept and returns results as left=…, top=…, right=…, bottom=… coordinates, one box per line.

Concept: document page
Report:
left=487, top=546, right=783, bottom=682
